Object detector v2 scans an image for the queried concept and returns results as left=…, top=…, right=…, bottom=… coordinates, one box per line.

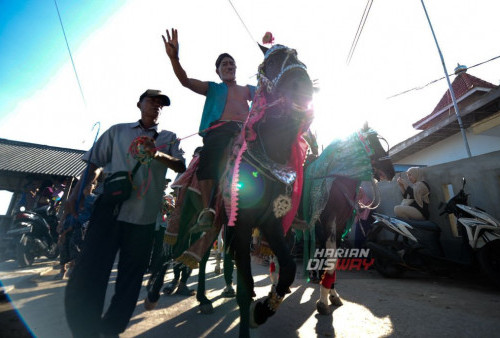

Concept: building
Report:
left=0, top=138, right=86, bottom=232
left=389, top=67, right=500, bottom=166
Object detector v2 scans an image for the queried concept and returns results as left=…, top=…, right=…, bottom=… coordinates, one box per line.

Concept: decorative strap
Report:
left=130, top=130, right=159, bottom=179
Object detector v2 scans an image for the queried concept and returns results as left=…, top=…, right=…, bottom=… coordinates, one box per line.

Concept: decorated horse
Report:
left=299, top=125, right=395, bottom=315
left=145, top=43, right=313, bottom=338
left=220, top=43, right=314, bottom=337
left=144, top=150, right=235, bottom=313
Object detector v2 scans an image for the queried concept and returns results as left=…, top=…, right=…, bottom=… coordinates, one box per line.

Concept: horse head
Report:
left=259, top=45, right=313, bottom=116
left=359, top=124, right=395, bottom=182
left=247, top=44, right=314, bottom=164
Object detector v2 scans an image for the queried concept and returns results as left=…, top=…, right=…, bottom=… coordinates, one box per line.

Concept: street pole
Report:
left=420, top=0, right=472, bottom=158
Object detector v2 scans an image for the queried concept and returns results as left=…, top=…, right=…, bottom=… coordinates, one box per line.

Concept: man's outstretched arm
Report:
left=163, top=28, right=208, bottom=96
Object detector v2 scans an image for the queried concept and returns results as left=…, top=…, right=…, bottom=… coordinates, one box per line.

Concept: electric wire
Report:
left=54, top=0, right=86, bottom=106
left=346, top=0, right=374, bottom=65
left=387, top=54, right=500, bottom=99
left=227, top=0, right=259, bottom=51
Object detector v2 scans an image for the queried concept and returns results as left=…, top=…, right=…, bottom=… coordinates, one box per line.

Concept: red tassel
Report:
left=262, top=32, right=274, bottom=45
left=319, top=271, right=336, bottom=289
left=270, top=261, right=276, bottom=273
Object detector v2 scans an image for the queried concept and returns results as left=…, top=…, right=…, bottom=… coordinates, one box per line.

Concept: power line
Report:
left=53, top=0, right=86, bottom=106
left=346, top=0, right=374, bottom=65
left=387, top=54, right=500, bottom=99
left=227, top=0, right=260, bottom=52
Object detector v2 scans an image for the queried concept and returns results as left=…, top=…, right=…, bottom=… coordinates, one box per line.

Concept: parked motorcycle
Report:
left=367, top=178, right=500, bottom=287
left=5, top=204, right=60, bottom=267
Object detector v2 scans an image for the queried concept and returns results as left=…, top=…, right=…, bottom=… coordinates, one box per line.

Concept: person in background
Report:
left=394, top=167, right=431, bottom=221
left=57, top=178, right=98, bottom=279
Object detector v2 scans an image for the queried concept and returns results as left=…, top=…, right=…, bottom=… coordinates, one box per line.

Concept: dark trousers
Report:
left=65, top=199, right=155, bottom=337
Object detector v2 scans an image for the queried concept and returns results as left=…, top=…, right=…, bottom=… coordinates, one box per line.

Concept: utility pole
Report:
left=420, top=0, right=472, bottom=158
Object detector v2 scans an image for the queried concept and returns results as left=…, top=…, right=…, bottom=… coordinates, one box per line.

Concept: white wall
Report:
left=396, top=124, right=500, bottom=166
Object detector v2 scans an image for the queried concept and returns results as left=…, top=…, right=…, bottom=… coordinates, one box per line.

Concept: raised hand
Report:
left=162, top=28, right=179, bottom=60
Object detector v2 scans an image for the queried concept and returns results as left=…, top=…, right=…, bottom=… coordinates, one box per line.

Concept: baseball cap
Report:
left=139, top=89, right=170, bottom=106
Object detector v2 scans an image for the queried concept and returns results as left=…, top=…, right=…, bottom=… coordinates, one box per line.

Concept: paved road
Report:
left=1, top=254, right=500, bottom=337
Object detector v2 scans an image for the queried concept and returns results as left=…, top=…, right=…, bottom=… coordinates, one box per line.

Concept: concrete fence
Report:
left=371, top=150, right=500, bottom=254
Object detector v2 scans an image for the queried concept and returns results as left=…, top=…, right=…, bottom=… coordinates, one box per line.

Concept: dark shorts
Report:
left=197, top=120, right=243, bottom=181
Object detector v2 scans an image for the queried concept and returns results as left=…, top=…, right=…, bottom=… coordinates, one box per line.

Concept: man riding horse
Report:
left=163, top=28, right=256, bottom=231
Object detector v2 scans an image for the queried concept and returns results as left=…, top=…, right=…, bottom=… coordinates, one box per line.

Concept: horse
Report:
left=220, top=43, right=314, bottom=337
left=144, top=150, right=235, bottom=313
left=299, top=125, right=395, bottom=315
left=148, top=43, right=312, bottom=336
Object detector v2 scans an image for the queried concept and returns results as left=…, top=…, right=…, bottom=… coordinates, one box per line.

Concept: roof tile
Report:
left=413, top=72, right=497, bottom=129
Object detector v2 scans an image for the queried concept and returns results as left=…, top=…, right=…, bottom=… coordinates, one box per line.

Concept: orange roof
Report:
left=412, top=72, right=496, bottom=130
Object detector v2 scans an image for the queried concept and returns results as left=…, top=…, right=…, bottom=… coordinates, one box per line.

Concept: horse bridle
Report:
left=258, top=44, right=308, bottom=95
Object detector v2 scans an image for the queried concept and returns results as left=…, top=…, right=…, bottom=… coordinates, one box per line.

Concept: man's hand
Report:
left=163, top=28, right=179, bottom=60
left=137, top=136, right=156, bottom=159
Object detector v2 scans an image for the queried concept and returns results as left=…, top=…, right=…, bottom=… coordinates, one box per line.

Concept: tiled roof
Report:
left=413, top=72, right=497, bottom=130
left=0, top=138, right=86, bottom=177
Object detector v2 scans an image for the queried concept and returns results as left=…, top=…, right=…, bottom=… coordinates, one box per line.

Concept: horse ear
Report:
left=258, top=43, right=269, bottom=55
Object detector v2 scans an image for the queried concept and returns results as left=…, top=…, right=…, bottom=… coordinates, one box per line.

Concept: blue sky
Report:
left=0, top=0, right=124, bottom=117
left=0, top=0, right=499, bottom=172
left=1, top=0, right=500, bottom=213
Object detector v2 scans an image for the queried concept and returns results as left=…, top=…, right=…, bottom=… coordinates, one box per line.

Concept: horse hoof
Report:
left=144, top=296, right=158, bottom=311
left=316, top=300, right=332, bottom=315
left=222, top=285, right=236, bottom=298
left=199, top=302, right=214, bottom=314
left=329, top=295, right=343, bottom=307
left=163, top=280, right=179, bottom=295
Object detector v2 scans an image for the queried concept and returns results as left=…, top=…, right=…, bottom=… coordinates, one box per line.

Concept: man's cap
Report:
left=139, top=89, right=170, bottom=106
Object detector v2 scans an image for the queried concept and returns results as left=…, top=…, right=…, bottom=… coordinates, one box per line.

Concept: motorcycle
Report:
left=4, top=204, right=60, bottom=267
left=367, top=178, right=500, bottom=287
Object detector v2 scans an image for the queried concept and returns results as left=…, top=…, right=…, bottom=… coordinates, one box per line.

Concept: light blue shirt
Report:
left=199, top=82, right=256, bottom=135
left=83, top=121, right=185, bottom=225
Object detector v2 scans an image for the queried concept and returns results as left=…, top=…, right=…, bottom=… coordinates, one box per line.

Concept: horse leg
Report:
left=214, top=230, right=223, bottom=275
left=144, top=252, right=170, bottom=310
left=269, top=255, right=278, bottom=287
left=250, top=220, right=296, bottom=327
left=317, top=235, right=343, bottom=315
left=222, top=224, right=236, bottom=297
left=197, top=246, right=214, bottom=314
left=232, top=223, right=253, bottom=338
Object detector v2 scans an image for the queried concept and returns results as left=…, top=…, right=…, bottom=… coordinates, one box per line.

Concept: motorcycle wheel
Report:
left=45, top=243, right=60, bottom=260
left=17, top=235, right=36, bottom=268
left=478, top=240, right=500, bottom=288
left=373, top=240, right=406, bottom=278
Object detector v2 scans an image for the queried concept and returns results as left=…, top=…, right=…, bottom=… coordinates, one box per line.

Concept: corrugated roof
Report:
left=0, top=138, right=86, bottom=177
left=413, top=72, right=497, bottom=130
